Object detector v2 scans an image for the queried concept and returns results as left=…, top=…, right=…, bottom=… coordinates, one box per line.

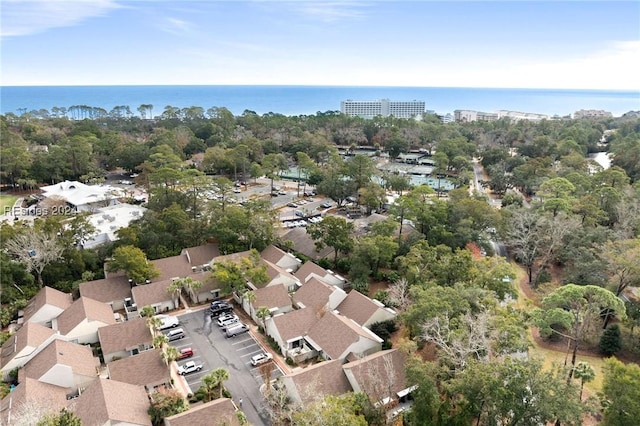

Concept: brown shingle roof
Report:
left=307, top=312, right=381, bottom=360
left=22, top=339, right=100, bottom=380
left=182, top=243, right=219, bottom=267
left=335, top=290, right=380, bottom=326
left=165, top=398, right=240, bottom=426
left=22, top=286, right=72, bottom=323
left=260, top=245, right=287, bottom=265
left=151, top=254, right=194, bottom=282
left=0, top=322, right=56, bottom=370
left=72, top=378, right=152, bottom=426
left=78, top=275, right=132, bottom=305
left=272, top=308, right=318, bottom=343
left=212, top=250, right=251, bottom=263
left=294, top=261, right=330, bottom=283
left=257, top=259, right=298, bottom=289
left=0, top=377, right=69, bottom=425
left=284, top=359, right=352, bottom=405
left=107, top=349, right=170, bottom=388
left=292, top=277, right=334, bottom=311
left=342, top=349, right=407, bottom=400
left=56, top=297, right=116, bottom=335
left=98, top=317, right=152, bottom=356
left=254, top=285, right=291, bottom=310
left=131, top=279, right=173, bottom=308
left=281, top=228, right=333, bottom=260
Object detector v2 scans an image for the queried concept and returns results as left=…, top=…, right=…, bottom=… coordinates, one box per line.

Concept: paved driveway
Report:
left=174, top=308, right=278, bottom=426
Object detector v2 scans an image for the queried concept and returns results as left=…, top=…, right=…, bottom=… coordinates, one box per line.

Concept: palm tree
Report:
left=153, top=334, right=168, bottom=349
left=162, top=346, right=180, bottom=366
left=256, top=306, right=271, bottom=333
left=573, top=361, right=595, bottom=401
left=167, top=280, right=183, bottom=309
left=181, top=277, right=203, bottom=304
left=243, top=290, right=256, bottom=317
left=200, top=372, right=219, bottom=402
left=201, top=368, right=231, bottom=401
left=211, top=368, right=230, bottom=398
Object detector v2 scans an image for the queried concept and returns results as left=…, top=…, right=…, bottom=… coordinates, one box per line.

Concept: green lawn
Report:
left=0, top=195, right=18, bottom=215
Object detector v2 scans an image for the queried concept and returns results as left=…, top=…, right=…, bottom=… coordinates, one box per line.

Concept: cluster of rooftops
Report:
left=1, top=242, right=415, bottom=425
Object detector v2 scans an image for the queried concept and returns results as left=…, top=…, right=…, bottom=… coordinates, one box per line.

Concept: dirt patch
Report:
left=367, top=280, right=389, bottom=298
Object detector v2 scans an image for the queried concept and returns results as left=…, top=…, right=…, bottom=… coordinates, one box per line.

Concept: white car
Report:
left=250, top=352, right=273, bottom=366
left=178, top=361, right=203, bottom=375
left=217, top=314, right=239, bottom=328
left=154, top=314, right=180, bottom=330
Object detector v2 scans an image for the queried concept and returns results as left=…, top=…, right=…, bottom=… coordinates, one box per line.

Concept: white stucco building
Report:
left=341, top=99, right=425, bottom=118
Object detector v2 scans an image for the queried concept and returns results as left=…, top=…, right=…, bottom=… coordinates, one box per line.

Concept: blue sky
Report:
left=1, top=1, right=639, bottom=89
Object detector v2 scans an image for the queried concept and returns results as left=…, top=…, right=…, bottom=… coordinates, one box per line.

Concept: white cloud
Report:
left=291, top=1, right=369, bottom=22
left=1, top=0, right=123, bottom=38
left=160, top=17, right=195, bottom=35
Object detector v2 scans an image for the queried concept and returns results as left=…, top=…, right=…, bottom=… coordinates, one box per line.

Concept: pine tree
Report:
left=599, top=324, right=622, bottom=356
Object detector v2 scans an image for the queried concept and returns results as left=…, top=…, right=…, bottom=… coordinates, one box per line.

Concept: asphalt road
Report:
left=171, top=309, right=281, bottom=426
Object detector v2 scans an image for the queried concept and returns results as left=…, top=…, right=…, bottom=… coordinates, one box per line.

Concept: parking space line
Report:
left=236, top=344, right=260, bottom=353
left=231, top=337, right=253, bottom=345
left=240, top=349, right=263, bottom=359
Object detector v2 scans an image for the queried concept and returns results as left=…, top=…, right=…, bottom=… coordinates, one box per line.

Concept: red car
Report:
left=178, top=348, right=194, bottom=359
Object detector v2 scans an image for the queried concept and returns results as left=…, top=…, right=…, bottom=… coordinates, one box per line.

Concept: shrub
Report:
left=318, top=258, right=332, bottom=269
left=599, top=324, right=622, bottom=356
left=351, top=278, right=369, bottom=295
left=373, top=290, right=390, bottom=306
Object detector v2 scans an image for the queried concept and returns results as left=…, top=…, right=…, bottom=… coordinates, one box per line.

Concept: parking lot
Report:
left=168, top=307, right=282, bottom=426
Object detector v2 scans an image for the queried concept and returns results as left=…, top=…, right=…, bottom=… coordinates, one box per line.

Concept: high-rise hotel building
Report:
left=340, top=99, right=426, bottom=119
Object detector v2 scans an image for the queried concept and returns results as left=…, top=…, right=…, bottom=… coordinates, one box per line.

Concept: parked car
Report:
left=178, top=348, right=194, bottom=359
left=154, top=314, right=180, bottom=330
left=250, top=352, right=273, bottom=366
left=209, top=302, right=233, bottom=318
left=217, top=314, right=239, bottom=328
left=165, top=328, right=185, bottom=341
left=320, top=202, right=332, bottom=208
left=294, top=210, right=305, bottom=217
left=287, top=202, right=298, bottom=208
left=225, top=323, right=249, bottom=338
left=178, top=361, right=202, bottom=375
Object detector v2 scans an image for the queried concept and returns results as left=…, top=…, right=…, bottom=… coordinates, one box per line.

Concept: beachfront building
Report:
left=573, top=109, right=613, bottom=119
left=341, top=99, right=425, bottom=119
left=496, top=110, right=549, bottom=121
left=454, top=110, right=499, bottom=122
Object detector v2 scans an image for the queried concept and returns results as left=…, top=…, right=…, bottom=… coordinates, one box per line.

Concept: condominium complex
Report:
left=454, top=110, right=498, bottom=122
left=573, top=109, right=613, bottom=119
left=340, top=99, right=426, bottom=119
left=455, top=109, right=549, bottom=122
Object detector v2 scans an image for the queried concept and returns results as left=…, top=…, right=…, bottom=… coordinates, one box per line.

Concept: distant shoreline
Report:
left=2, top=85, right=638, bottom=117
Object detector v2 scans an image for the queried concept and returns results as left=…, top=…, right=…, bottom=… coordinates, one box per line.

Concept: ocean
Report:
left=1, top=85, right=638, bottom=118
